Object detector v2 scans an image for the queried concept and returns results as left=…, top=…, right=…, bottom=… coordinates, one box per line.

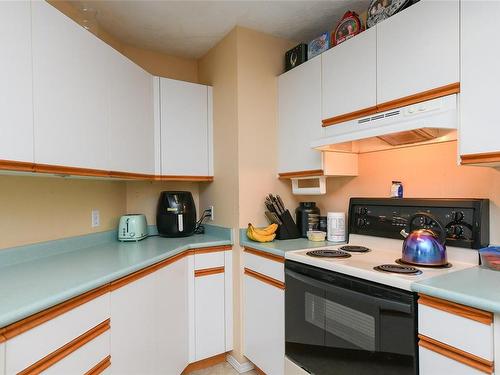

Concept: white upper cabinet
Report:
left=0, top=1, right=33, bottom=163
left=376, top=0, right=459, bottom=103
left=278, top=56, right=323, bottom=173
left=322, top=27, right=377, bottom=120
left=460, top=1, right=500, bottom=160
left=107, top=49, right=155, bottom=174
left=32, top=1, right=109, bottom=170
left=158, top=78, right=213, bottom=176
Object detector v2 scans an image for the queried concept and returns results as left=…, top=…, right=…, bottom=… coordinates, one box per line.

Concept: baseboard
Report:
left=226, top=354, right=255, bottom=373
left=182, top=353, right=226, bottom=374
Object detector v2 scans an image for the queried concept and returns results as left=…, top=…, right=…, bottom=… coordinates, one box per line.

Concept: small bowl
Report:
left=307, top=231, right=326, bottom=242
left=480, top=247, right=500, bottom=271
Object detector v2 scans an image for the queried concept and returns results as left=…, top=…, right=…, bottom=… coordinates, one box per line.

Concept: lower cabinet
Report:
left=194, top=272, right=225, bottom=361
left=110, top=257, right=189, bottom=375
left=417, top=294, right=495, bottom=375
left=5, top=293, right=111, bottom=375
left=243, top=248, right=285, bottom=375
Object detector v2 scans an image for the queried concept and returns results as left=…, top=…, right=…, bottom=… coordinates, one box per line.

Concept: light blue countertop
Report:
left=0, top=225, right=232, bottom=328
left=412, top=266, right=500, bottom=313
left=239, top=229, right=343, bottom=256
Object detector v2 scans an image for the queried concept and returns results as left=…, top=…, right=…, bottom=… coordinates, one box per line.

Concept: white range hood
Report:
left=311, top=94, right=458, bottom=151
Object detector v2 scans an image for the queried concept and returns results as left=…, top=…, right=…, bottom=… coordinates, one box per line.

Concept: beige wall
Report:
left=0, top=175, right=126, bottom=250
left=294, top=141, right=500, bottom=244
left=236, top=27, right=296, bottom=228
left=126, top=181, right=200, bottom=225
left=198, top=26, right=296, bottom=363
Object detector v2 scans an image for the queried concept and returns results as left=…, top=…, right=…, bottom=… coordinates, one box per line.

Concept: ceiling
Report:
left=77, top=0, right=370, bottom=59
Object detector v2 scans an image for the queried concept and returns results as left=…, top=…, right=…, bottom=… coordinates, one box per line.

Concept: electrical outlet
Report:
left=208, top=206, right=214, bottom=221
left=91, top=209, right=100, bottom=228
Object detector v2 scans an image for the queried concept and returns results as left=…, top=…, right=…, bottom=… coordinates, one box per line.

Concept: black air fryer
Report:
left=157, top=191, right=196, bottom=237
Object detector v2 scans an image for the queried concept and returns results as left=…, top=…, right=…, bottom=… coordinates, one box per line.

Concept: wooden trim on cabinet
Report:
left=154, top=175, right=214, bottom=182
left=109, top=251, right=190, bottom=291
left=278, top=169, right=324, bottom=179
left=461, top=151, right=500, bottom=165
left=84, top=355, right=111, bottom=375
left=322, top=82, right=461, bottom=128
left=0, top=331, right=5, bottom=343
left=34, top=164, right=110, bottom=178
left=18, top=319, right=110, bottom=375
left=254, top=365, right=266, bottom=375
left=194, top=266, right=225, bottom=277
left=3, top=284, right=109, bottom=340
left=244, top=268, right=285, bottom=290
left=193, top=245, right=232, bottom=254
left=244, top=247, right=285, bottom=263
left=108, top=171, right=155, bottom=180
left=0, top=159, right=34, bottom=172
left=418, top=334, right=494, bottom=374
left=418, top=294, right=493, bottom=325
left=181, top=352, right=227, bottom=374
left=322, top=106, right=378, bottom=127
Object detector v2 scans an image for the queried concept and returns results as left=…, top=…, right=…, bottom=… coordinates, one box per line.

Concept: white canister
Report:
left=327, top=212, right=346, bottom=242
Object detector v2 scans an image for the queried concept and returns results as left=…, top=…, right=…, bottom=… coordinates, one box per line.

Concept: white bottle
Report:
left=327, top=212, right=345, bottom=242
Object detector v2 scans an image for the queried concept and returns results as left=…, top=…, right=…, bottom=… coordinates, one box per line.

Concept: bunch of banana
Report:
left=247, top=223, right=278, bottom=243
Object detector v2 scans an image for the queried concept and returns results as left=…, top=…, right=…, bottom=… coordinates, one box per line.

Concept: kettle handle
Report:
left=406, top=212, right=447, bottom=245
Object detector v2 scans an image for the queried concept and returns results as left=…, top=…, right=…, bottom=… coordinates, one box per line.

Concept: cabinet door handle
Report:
left=418, top=334, right=494, bottom=374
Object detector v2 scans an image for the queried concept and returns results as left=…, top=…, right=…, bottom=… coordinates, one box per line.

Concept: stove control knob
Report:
left=452, top=211, right=464, bottom=222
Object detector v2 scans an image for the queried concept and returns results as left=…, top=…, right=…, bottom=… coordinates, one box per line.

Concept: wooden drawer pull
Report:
left=418, top=294, right=493, bottom=325
left=194, top=266, right=225, bottom=277
left=18, top=319, right=110, bottom=375
left=84, top=355, right=111, bottom=375
left=244, top=268, right=285, bottom=290
left=244, top=247, right=285, bottom=263
left=418, top=334, right=494, bottom=374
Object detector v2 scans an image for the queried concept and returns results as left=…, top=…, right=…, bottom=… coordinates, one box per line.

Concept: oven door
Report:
left=285, top=260, right=418, bottom=375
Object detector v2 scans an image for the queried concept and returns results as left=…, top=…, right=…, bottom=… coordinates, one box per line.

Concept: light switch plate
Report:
left=91, top=209, right=100, bottom=227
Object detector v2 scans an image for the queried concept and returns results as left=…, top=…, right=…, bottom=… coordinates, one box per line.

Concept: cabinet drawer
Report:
left=243, top=248, right=284, bottom=282
left=194, top=251, right=225, bottom=270
left=419, top=344, right=492, bottom=375
left=6, top=293, right=110, bottom=374
left=418, top=295, right=494, bottom=361
left=42, top=331, right=110, bottom=375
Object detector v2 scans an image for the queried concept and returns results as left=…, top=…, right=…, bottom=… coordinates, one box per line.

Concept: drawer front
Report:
left=6, top=294, right=110, bottom=374
left=194, top=251, right=225, bottom=270
left=418, top=303, right=493, bottom=360
left=42, top=331, right=110, bottom=375
left=419, top=346, right=488, bottom=375
left=243, top=250, right=284, bottom=282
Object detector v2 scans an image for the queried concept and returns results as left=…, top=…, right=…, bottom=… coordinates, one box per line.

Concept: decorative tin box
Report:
left=308, top=32, right=330, bottom=59
left=332, top=11, right=363, bottom=46
left=285, top=43, right=307, bottom=72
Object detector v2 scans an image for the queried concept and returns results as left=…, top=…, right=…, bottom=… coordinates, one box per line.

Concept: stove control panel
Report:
left=349, top=198, right=489, bottom=249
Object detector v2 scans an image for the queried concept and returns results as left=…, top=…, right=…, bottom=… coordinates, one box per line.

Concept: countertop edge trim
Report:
left=1, top=244, right=232, bottom=339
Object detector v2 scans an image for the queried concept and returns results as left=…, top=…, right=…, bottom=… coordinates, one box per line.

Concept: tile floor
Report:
left=187, top=362, right=257, bottom=375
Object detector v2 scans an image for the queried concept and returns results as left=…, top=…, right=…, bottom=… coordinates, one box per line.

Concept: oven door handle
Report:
left=286, top=269, right=413, bottom=314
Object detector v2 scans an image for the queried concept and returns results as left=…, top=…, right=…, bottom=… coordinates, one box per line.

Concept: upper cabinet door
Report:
left=377, top=0, right=459, bottom=104
left=278, top=56, right=323, bottom=174
left=0, top=2, right=33, bottom=163
left=460, top=1, right=500, bottom=160
left=159, top=78, right=211, bottom=176
left=107, top=50, right=155, bottom=174
left=322, top=27, right=377, bottom=121
left=32, top=1, right=109, bottom=170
